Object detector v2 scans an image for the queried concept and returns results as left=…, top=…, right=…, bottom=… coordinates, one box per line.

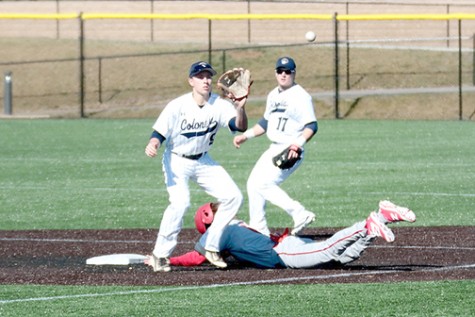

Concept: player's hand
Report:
left=288, top=144, right=302, bottom=159
left=145, top=139, right=159, bottom=157
left=233, top=96, right=247, bottom=109
left=233, top=134, right=247, bottom=148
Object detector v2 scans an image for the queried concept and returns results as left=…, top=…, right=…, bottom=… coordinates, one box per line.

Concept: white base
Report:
left=86, top=253, right=147, bottom=265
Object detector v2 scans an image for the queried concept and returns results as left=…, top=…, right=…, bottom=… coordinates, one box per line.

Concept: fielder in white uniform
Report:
left=234, top=57, right=318, bottom=236
left=144, top=61, right=248, bottom=272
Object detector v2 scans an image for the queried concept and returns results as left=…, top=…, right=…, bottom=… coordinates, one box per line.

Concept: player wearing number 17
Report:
left=145, top=61, right=249, bottom=271
left=233, top=57, right=318, bottom=236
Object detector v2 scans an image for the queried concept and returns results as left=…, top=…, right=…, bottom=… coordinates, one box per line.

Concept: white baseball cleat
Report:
left=205, top=251, right=228, bottom=268
left=145, top=255, right=171, bottom=272
left=378, top=200, right=416, bottom=223
left=366, top=212, right=395, bottom=243
left=291, top=211, right=316, bottom=235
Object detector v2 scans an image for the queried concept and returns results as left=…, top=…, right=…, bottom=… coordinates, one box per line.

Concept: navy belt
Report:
left=173, top=152, right=206, bottom=160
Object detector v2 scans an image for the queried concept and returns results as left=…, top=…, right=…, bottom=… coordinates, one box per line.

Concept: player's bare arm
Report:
left=232, top=97, right=249, bottom=131
left=233, top=124, right=265, bottom=148
left=292, top=121, right=318, bottom=147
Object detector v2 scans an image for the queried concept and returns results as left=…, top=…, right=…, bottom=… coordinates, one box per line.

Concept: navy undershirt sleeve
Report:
left=150, top=130, right=166, bottom=143
left=229, top=117, right=246, bottom=132
left=305, top=121, right=318, bottom=134
left=257, top=118, right=268, bottom=131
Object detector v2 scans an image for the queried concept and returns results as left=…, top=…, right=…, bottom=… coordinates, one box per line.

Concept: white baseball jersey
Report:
left=153, top=92, right=237, bottom=155
left=151, top=91, right=243, bottom=257
left=264, top=84, right=316, bottom=145
left=247, top=83, right=317, bottom=236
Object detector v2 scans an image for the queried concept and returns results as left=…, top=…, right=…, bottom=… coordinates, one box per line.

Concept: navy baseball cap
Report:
left=189, top=61, right=217, bottom=77
left=275, top=57, right=296, bottom=72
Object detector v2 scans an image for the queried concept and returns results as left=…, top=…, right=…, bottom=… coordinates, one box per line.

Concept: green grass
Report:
left=1, top=118, right=474, bottom=316
left=1, top=281, right=474, bottom=316
left=1, top=119, right=473, bottom=230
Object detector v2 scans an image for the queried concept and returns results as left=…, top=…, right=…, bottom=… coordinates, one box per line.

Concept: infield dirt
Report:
left=1, top=226, right=474, bottom=286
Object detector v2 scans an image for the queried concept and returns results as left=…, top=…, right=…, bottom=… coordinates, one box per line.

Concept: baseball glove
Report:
left=272, top=145, right=303, bottom=170
left=217, top=68, right=253, bottom=101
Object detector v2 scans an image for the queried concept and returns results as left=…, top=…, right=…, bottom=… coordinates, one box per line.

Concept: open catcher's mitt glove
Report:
left=217, top=68, right=253, bottom=101
left=272, top=145, right=303, bottom=170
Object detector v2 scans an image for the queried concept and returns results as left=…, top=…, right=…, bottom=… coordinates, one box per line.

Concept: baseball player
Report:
left=145, top=200, right=416, bottom=269
left=144, top=61, right=248, bottom=272
left=233, top=56, right=318, bottom=236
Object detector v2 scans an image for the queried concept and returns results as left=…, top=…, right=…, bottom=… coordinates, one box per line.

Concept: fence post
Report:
left=98, top=57, right=103, bottom=104
left=458, top=19, right=462, bottom=121
left=446, top=4, right=450, bottom=48
left=55, top=0, right=60, bottom=39
left=345, top=2, right=350, bottom=90
left=221, top=50, right=226, bottom=74
left=4, top=71, right=12, bottom=115
left=247, top=0, right=251, bottom=43
left=208, top=19, right=212, bottom=64
left=79, top=12, right=85, bottom=118
left=333, top=12, right=340, bottom=119
left=150, top=0, right=154, bottom=42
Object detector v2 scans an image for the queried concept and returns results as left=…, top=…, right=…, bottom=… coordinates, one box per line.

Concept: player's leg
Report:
left=338, top=209, right=402, bottom=264
left=264, top=174, right=315, bottom=235
left=339, top=201, right=416, bottom=263
left=336, top=235, right=374, bottom=264
left=196, top=155, right=243, bottom=267
left=275, top=221, right=366, bottom=268
left=152, top=182, right=190, bottom=257
left=248, top=147, right=314, bottom=235
left=151, top=152, right=192, bottom=271
left=247, top=152, right=272, bottom=235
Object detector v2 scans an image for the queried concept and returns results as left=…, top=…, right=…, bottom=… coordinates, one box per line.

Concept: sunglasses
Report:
left=276, top=69, right=294, bottom=75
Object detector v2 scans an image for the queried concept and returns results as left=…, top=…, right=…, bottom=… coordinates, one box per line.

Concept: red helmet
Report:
left=194, top=202, right=216, bottom=234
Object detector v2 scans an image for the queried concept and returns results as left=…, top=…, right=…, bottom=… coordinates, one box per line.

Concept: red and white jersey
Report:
left=153, top=92, right=236, bottom=155
left=264, top=84, right=316, bottom=145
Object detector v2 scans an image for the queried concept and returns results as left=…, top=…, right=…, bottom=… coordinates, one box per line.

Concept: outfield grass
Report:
left=1, top=281, right=474, bottom=316
left=1, top=119, right=473, bottom=230
left=1, top=118, right=474, bottom=316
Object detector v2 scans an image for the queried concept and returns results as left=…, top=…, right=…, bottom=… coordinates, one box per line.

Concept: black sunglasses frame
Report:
left=276, top=69, right=294, bottom=75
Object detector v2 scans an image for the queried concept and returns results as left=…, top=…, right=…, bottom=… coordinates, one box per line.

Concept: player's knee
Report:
left=169, top=199, right=190, bottom=212
left=219, top=192, right=243, bottom=211
left=247, top=178, right=268, bottom=192
left=231, top=191, right=243, bottom=208
left=247, top=178, right=259, bottom=191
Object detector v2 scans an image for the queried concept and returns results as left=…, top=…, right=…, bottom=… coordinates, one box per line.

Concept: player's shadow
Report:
left=298, top=233, right=334, bottom=240
left=312, top=261, right=443, bottom=271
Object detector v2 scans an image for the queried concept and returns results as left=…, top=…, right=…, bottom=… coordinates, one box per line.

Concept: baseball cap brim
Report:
left=189, top=61, right=217, bottom=77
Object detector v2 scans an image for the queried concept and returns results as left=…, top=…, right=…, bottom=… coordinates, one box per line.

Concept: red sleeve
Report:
left=170, top=250, right=207, bottom=267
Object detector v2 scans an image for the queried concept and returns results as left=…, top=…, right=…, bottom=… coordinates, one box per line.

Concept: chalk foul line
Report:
left=1, top=263, right=474, bottom=305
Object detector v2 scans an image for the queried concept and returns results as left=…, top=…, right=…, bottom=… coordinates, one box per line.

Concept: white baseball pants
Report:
left=153, top=151, right=242, bottom=258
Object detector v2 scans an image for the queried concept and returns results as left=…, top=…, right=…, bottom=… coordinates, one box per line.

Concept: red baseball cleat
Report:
left=366, top=212, right=395, bottom=242
left=378, top=200, right=416, bottom=223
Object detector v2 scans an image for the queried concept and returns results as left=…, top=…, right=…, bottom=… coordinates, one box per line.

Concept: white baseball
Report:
left=305, top=31, right=316, bottom=42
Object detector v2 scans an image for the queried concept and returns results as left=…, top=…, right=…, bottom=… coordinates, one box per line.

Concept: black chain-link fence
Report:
left=1, top=1, right=475, bottom=119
